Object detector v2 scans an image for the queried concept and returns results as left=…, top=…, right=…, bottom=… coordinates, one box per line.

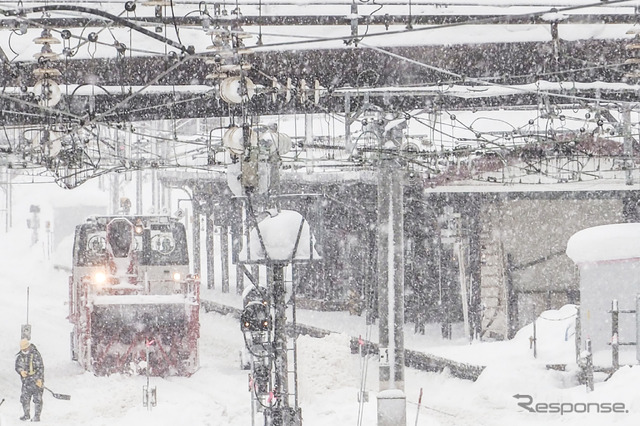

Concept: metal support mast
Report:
left=622, top=106, right=634, bottom=186
left=267, top=263, right=301, bottom=425
left=376, top=136, right=406, bottom=426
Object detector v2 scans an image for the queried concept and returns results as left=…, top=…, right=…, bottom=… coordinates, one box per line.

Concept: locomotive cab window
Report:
left=87, top=233, right=107, bottom=254
left=144, top=223, right=188, bottom=266
left=75, top=225, right=107, bottom=266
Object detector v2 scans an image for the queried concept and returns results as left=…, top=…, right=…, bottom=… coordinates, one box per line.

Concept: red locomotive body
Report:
left=69, top=215, right=199, bottom=376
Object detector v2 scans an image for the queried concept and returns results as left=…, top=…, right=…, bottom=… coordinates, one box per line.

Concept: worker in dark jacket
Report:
left=15, top=339, right=44, bottom=422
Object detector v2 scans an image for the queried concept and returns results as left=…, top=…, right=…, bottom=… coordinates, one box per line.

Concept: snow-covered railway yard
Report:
left=3, top=0, right=640, bottom=425
left=1, top=210, right=639, bottom=426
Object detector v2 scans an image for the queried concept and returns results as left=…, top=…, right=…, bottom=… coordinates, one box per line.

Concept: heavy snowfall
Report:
left=2, top=0, right=640, bottom=425
left=0, top=177, right=639, bottom=425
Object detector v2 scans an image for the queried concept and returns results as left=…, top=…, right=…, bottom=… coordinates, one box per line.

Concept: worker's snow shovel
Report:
left=44, top=387, right=70, bottom=400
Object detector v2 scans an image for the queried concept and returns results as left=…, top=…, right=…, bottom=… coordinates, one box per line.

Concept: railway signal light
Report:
left=241, top=301, right=271, bottom=332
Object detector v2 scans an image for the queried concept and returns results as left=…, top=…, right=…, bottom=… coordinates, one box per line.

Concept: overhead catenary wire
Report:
left=1, top=1, right=638, bottom=186
left=360, top=43, right=640, bottom=108
left=0, top=4, right=192, bottom=53
left=4, top=0, right=630, bottom=61
left=1, top=0, right=632, bottom=118
left=201, top=0, right=640, bottom=52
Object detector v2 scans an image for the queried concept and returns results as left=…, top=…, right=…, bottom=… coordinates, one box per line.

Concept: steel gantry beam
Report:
left=4, top=11, right=640, bottom=29
left=0, top=0, right=638, bottom=127
left=0, top=37, right=637, bottom=126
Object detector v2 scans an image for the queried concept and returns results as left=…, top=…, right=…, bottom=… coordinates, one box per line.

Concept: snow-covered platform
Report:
left=202, top=296, right=487, bottom=381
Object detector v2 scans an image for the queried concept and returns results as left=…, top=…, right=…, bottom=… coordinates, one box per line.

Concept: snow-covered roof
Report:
left=566, top=223, right=640, bottom=264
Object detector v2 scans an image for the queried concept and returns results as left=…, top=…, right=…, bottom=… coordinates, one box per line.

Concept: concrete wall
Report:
left=481, top=195, right=626, bottom=329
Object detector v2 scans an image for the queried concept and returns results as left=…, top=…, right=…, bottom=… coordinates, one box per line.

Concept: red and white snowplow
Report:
left=68, top=215, right=199, bottom=376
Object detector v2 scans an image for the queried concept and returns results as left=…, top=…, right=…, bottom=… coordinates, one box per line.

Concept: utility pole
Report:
left=7, top=168, right=11, bottom=231
left=136, top=168, right=143, bottom=215
left=111, top=128, right=120, bottom=215
left=1, top=167, right=12, bottom=232
left=376, top=137, right=406, bottom=426
left=191, top=202, right=201, bottom=277
left=221, top=224, right=230, bottom=293
left=622, top=106, right=633, bottom=186
left=151, top=137, right=157, bottom=214
left=206, top=210, right=215, bottom=289
left=136, top=138, right=144, bottom=215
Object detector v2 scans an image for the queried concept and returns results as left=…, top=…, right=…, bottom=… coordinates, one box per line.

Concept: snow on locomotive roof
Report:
left=566, top=223, right=640, bottom=264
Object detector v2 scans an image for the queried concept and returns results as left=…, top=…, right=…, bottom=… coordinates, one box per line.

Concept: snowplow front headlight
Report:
left=172, top=272, right=181, bottom=282
left=134, top=219, right=144, bottom=235
left=94, top=272, right=107, bottom=285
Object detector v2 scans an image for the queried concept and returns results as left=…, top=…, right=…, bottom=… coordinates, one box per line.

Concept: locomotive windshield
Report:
left=107, top=219, right=135, bottom=257
left=73, top=217, right=189, bottom=266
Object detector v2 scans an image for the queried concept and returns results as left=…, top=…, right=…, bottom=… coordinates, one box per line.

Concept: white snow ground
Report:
left=1, top=179, right=640, bottom=426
